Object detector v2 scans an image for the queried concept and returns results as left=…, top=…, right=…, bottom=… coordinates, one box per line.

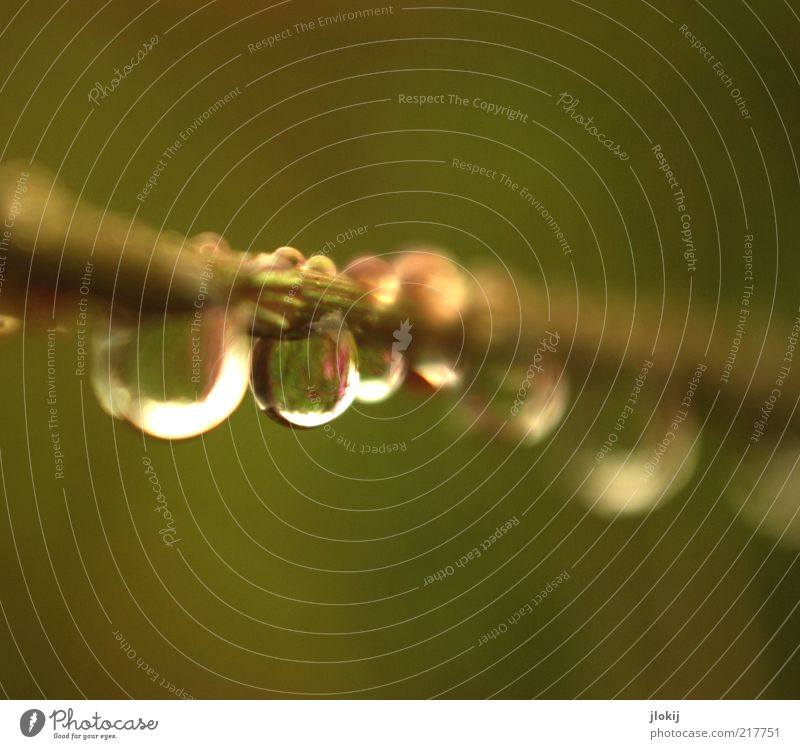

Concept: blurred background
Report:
left=0, top=0, right=799, bottom=698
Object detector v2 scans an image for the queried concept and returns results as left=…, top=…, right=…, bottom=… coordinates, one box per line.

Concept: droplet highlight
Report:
left=91, top=306, right=251, bottom=439
left=356, top=343, right=407, bottom=403
left=512, top=370, right=569, bottom=445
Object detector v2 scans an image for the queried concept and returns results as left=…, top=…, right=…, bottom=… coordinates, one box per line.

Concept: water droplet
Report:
left=302, top=254, right=337, bottom=276
left=273, top=246, right=306, bottom=267
left=91, top=306, right=251, bottom=439
left=583, top=409, right=700, bottom=517
left=472, top=267, right=521, bottom=341
left=464, top=364, right=567, bottom=443
left=188, top=232, right=230, bottom=257
left=251, top=313, right=359, bottom=428
left=90, top=312, right=135, bottom=419
left=356, top=343, right=407, bottom=403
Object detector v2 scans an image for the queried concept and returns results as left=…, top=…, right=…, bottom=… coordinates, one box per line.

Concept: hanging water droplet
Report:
left=90, top=306, right=251, bottom=439
left=356, top=343, right=407, bottom=403
left=251, top=313, right=359, bottom=428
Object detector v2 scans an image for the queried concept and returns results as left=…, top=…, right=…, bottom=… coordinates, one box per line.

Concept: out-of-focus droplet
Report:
left=91, top=306, right=251, bottom=439
left=464, top=362, right=567, bottom=444
left=472, top=267, right=521, bottom=342
left=728, top=443, right=800, bottom=549
left=411, top=344, right=462, bottom=390
left=394, top=250, right=467, bottom=326
left=414, top=359, right=461, bottom=389
left=241, top=251, right=288, bottom=276
left=0, top=315, right=21, bottom=335
left=273, top=246, right=305, bottom=267
left=511, top=370, right=569, bottom=445
left=344, top=256, right=400, bottom=309
left=356, top=343, right=407, bottom=403
left=583, top=412, right=699, bottom=517
left=188, top=232, right=230, bottom=257
left=251, top=313, right=359, bottom=428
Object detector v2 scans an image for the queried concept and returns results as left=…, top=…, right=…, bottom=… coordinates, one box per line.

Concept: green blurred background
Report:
left=0, top=0, right=799, bottom=698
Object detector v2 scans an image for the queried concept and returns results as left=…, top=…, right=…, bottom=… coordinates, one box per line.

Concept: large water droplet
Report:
left=356, top=343, right=407, bottom=403
left=91, top=306, right=251, bottom=439
left=251, top=313, right=359, bottom=428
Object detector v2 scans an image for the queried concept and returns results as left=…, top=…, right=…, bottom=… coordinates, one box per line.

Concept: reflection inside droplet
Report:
left=356, top=343, right=407, bottom=403
left=90, top=306, right=251, bottom=439
left=251, top=313, right=359, bottom=428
